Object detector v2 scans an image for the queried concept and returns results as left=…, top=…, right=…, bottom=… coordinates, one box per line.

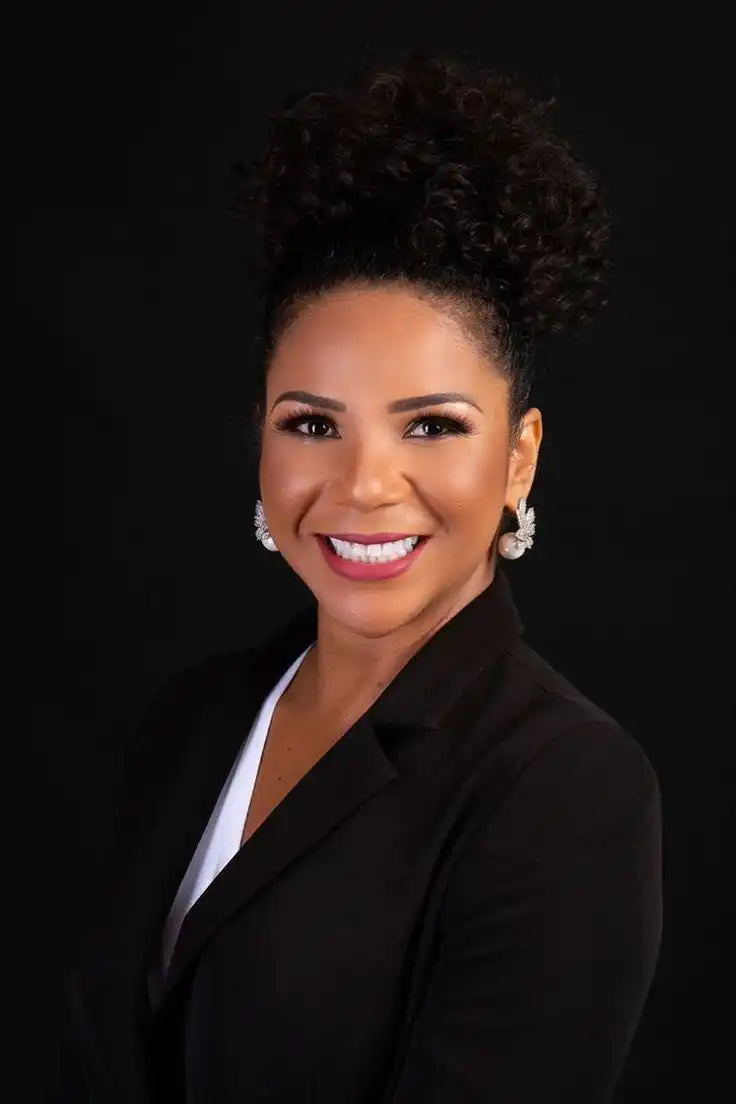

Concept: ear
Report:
left=505, top=407, right=543, bottom=509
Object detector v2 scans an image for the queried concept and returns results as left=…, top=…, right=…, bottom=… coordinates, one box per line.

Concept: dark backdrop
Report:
left=17, top=3, right=730, bottom=1100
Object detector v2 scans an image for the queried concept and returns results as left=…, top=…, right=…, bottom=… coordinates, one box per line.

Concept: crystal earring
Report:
left=254, top=498, right=279, bottom=552
left=498, top=497, right=536, bottom=560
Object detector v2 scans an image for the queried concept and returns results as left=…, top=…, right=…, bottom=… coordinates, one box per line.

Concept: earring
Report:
left=254, top=498, right=279, bottom=552
left=498, top=497, right=535, bottom=560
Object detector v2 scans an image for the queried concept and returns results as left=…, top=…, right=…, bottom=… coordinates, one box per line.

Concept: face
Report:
left=258, top=284, right=542, bottom=640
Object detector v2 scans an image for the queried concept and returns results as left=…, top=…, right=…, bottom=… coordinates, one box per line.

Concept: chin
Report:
left=317, top=588, right=430, bottom=640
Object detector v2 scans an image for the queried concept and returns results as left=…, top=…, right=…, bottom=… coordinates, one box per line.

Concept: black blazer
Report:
left=50, top=568, right=662, bottom=1103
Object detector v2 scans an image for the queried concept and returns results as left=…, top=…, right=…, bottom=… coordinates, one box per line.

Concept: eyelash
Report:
left=273, top=409, right=475, bottom=440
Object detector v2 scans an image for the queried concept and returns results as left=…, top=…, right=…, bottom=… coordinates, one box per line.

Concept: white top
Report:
left=148, top=640, right=315, bottom=1007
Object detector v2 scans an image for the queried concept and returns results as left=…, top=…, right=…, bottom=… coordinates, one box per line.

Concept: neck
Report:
left=288, top=558, right=496, bottom=720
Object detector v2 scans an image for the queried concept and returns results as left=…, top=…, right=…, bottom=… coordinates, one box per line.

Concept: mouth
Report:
left=315, top=533, right=431, bottom=580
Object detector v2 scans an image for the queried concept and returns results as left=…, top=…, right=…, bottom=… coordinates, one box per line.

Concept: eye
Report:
left=273, top=413, right=337, bottom=437
left=406, top=414, right=474, bottom=438
left=272, top=410, right=475, bottom=439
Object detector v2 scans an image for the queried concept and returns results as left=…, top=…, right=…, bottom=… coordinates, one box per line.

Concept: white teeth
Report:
left=328, top=536, right=420, bottom=563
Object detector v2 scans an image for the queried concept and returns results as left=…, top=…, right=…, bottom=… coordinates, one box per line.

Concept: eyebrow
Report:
left=270, top=390, right=483, bottom=414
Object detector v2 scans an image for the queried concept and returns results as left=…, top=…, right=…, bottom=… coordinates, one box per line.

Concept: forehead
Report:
left=268, top=286, right=503, bottom=400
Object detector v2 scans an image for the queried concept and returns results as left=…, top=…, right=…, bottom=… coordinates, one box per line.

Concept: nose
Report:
left=333, top=435, right=407, bottom=511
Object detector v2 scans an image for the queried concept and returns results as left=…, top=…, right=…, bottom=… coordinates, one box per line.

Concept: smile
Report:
left=316, top=534, right=430, bottom=581
left=327, top=535, right=419, bottom=562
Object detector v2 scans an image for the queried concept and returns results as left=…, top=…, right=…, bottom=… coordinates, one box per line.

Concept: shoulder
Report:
left=122, top=646, right=256, bottom=777
left=136, top=643, right=260, bottom=722
left=439, top=643, right=663, bottom=941
left=494, top=716, right=661, bottom=852
left=137, top=646, right=254, bottom=714
left=505, top=637, right=622, bottom=729
left=465, top=637, right=661, bottom=851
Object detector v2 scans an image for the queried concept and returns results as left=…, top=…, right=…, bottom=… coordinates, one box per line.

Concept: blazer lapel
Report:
left=154, top=710, right=398, bottom=1009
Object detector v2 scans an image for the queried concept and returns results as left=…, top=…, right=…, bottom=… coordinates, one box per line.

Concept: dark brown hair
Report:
left=234, top=48, right=612, bottom=449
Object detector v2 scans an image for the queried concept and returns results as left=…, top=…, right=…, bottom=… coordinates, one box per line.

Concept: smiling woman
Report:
left=254, top=280, right=543, bottom=641
left=50, top=48, right=662, bottom=1104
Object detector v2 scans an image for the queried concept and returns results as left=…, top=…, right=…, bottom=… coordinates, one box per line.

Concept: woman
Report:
left=51, top=49, right=662, bottom=1103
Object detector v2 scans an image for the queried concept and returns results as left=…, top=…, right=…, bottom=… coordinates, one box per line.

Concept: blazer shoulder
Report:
left=471, top=638, right=661, bottom=844
left=135, top=645, right=256, bottom=721
left=504, top=637, right=625, bottom=732
left=456, top=637, right=661, bottom=834
left=122, top=646, right=256, bottom=777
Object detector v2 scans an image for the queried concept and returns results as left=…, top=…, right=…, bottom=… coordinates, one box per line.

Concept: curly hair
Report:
left=234, top=48, right=612, bottom=445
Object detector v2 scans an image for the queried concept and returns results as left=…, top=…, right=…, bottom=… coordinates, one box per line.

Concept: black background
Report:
left=17, top=2, right=730, bottom=1099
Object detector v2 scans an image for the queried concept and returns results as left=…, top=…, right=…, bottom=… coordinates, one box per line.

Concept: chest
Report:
left=240, top=702, right=346, bottom=845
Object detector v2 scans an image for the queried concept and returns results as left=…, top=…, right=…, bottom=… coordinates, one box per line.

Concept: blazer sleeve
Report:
left=387, top=721, right=663, bottom=1104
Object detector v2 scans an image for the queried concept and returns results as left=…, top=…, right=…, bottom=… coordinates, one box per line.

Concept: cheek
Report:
left=259, top=437, right=322, bottom=509
left=260, top=465, right=306, bottom=508
left=430, top=449, right=507, bottom=516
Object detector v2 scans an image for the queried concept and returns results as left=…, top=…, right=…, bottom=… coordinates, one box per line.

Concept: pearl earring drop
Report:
left=498, top=497, right=536, bottom=559
left=254, top=499, right=279, bottom=552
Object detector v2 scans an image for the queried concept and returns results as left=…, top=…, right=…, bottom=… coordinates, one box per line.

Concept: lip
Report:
left=316, top=534, right=430, bottom=581
left=319, top=532, right=427, bottom=543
